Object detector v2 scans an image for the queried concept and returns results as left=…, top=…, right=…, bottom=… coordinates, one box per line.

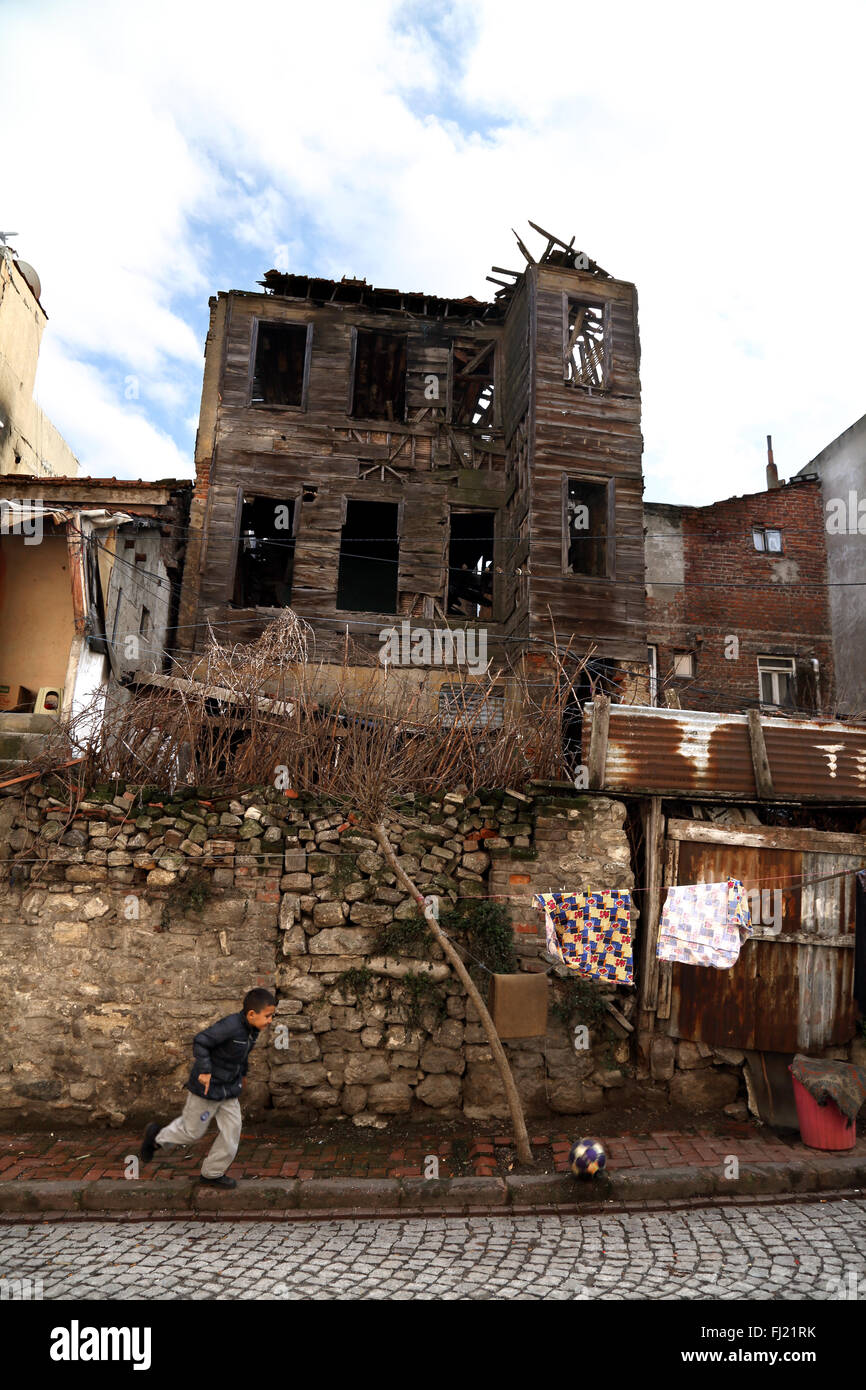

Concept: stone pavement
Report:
left=1, top=1200, right=864, bottom=1298
left=1, top=1119, right=865, bottom=1220
left=0, top=1119, right=853, bottom=1181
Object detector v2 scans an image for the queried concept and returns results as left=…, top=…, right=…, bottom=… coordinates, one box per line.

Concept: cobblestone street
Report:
left=1, top=1199, right=865, bottom=1300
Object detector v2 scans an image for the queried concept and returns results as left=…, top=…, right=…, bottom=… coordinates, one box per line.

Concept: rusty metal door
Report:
left=661, top=828, right=861, bottom=1052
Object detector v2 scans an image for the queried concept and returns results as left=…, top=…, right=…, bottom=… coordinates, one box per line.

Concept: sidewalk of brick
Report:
left=1, top=1120, right=864, bottom=1217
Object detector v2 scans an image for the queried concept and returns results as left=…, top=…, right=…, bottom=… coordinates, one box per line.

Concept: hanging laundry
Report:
left=532, top=890, right=634, bottom=986
left=657, top=878, right=752, bottom=969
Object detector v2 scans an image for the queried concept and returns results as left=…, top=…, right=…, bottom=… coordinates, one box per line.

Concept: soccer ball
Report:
left=568, top=1138, right=607, bottom=1178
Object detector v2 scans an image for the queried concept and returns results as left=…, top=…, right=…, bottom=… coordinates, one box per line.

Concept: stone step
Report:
left=0, top=712, right=56, bottom=733
left=0, top=732, right=50, bottom=762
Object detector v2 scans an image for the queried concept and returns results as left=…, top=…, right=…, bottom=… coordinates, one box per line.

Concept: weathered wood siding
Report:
left=527, top=265, right=646, bottom=661
left=180, top=291, right=514, bottom=661
left=179, top=261, right=648, bottom=670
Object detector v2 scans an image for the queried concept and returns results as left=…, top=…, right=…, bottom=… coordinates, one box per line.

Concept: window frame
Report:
left=561, top=472, right=616, bottom=580
left=757, top=654, right=796, bottom=709
left=562, top=292, right=609, bottom=391
left=347, top=326, right=409, bottom=424
left=448, top=338, right=498, bottom=430
left=446, top=504, right=498, bottom=622
left=248, top=319, right=313, bottom=411
left=752, top=526, right=783, bottom=554
left=672, top=650, right=695, bottom=680
left=231, top=490, right=302, bottom=610
left=647, top=644, right=658, bottom=706
left=335, top=494, right=403, bottom=615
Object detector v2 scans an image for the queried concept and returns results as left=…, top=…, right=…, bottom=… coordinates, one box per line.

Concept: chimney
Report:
left=766, top=434, right=779, bottom=489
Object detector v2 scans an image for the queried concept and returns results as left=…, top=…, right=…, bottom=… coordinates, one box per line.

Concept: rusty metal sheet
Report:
left=666, top=837, right=857, bottom=1051
left=585, top=703, right=866, bottom=802
left=667, top=840, right=803, bottom=1050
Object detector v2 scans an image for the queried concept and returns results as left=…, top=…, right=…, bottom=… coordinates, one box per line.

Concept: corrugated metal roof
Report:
left=584, top=703, right=866, bottom=802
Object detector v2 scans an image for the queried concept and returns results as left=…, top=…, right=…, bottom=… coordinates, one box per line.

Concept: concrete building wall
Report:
left=0, top=256, right=80, bottom=478
left=104, top=529, right=174, bottom=679
left=0, top=532, right=75, bottom=696
left=797, top=414, right=866, bottom=716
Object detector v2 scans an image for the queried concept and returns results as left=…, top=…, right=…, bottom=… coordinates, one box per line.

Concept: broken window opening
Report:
left=447, top=510, right=495, bottom=618
left=351, top=330, right=407, bottom=422
left=234, top=496, right=296, bottom=608
left=438, top=683, right=504, bottom=729
left=565, top=477, right=612, bottom=578
left=251, top=322, right=309, bottom=407
left=561, top=660, right=616, bottom=773
left=337, top=499, right=399, bottom=613
left=452, top=342, right=495, bottom=430
left=564, top=298, right=605, bottom=389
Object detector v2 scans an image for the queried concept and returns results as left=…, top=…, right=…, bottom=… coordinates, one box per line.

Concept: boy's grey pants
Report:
left=155, top=1093, right=242, bottom=1178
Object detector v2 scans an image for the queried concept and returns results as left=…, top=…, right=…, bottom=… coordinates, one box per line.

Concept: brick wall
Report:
left=646, top=479, right=834, bottom=713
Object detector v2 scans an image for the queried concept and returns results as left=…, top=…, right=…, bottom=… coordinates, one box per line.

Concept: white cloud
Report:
left=35, top=339, right=192, bottom=481
left=1, top=0, right=865, bottom=499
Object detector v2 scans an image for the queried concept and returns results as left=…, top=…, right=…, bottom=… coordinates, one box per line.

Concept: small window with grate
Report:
left=438, top=683, right=504, bottom=729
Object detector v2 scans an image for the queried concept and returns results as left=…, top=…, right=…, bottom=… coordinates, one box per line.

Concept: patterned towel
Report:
left=657, top=879, right=752, bottom=969
left=790, top=1055, right=866, bottom=1122
left=532, top=890, right=634, bottom=986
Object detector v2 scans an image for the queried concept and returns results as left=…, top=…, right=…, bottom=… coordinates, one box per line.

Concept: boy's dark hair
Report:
left=243, top=988, right=276, bottom=1015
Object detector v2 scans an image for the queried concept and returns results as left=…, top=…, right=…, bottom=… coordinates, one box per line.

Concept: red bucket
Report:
left=790, top=1073, right=856, bottom=1151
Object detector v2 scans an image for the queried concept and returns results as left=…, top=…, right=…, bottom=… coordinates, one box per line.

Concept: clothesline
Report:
left=485, top=861, right=866, bottom=901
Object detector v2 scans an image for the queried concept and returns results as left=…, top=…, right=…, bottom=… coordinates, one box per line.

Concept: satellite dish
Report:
left=15, top=260, right=42, bottom=301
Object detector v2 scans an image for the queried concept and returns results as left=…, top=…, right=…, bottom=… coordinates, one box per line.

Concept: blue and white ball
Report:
left=568, top=1138, right=607, bottom=1179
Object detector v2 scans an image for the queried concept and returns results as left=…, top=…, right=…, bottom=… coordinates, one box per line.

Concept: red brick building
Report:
left=644, top=474, right=835, bottom=716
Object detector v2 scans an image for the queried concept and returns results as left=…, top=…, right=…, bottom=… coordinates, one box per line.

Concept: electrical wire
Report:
left=36, top=525, right=861, bottom=730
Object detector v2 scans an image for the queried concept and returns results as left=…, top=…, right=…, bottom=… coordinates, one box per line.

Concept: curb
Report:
left=1, top=1158, right=865, bottom=1219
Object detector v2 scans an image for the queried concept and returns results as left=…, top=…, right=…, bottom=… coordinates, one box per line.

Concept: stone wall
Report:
left=0, top=779, right=744, bottom=1128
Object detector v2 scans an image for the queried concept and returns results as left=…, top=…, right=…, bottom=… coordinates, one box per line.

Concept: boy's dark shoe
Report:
left=140, top=1122, right=162, bottom=1164
left=199, top=1174, right=237, bottom=1189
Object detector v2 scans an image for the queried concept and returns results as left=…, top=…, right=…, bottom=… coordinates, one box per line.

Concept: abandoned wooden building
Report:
left=176, top=224, right=647, bottom=716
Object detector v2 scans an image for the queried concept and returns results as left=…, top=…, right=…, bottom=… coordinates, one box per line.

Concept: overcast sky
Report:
left=2, top=0, right=864, bottom=503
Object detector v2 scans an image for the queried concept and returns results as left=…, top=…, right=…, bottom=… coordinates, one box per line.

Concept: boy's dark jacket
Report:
left=186, top=1012, right=259, bottom=1101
